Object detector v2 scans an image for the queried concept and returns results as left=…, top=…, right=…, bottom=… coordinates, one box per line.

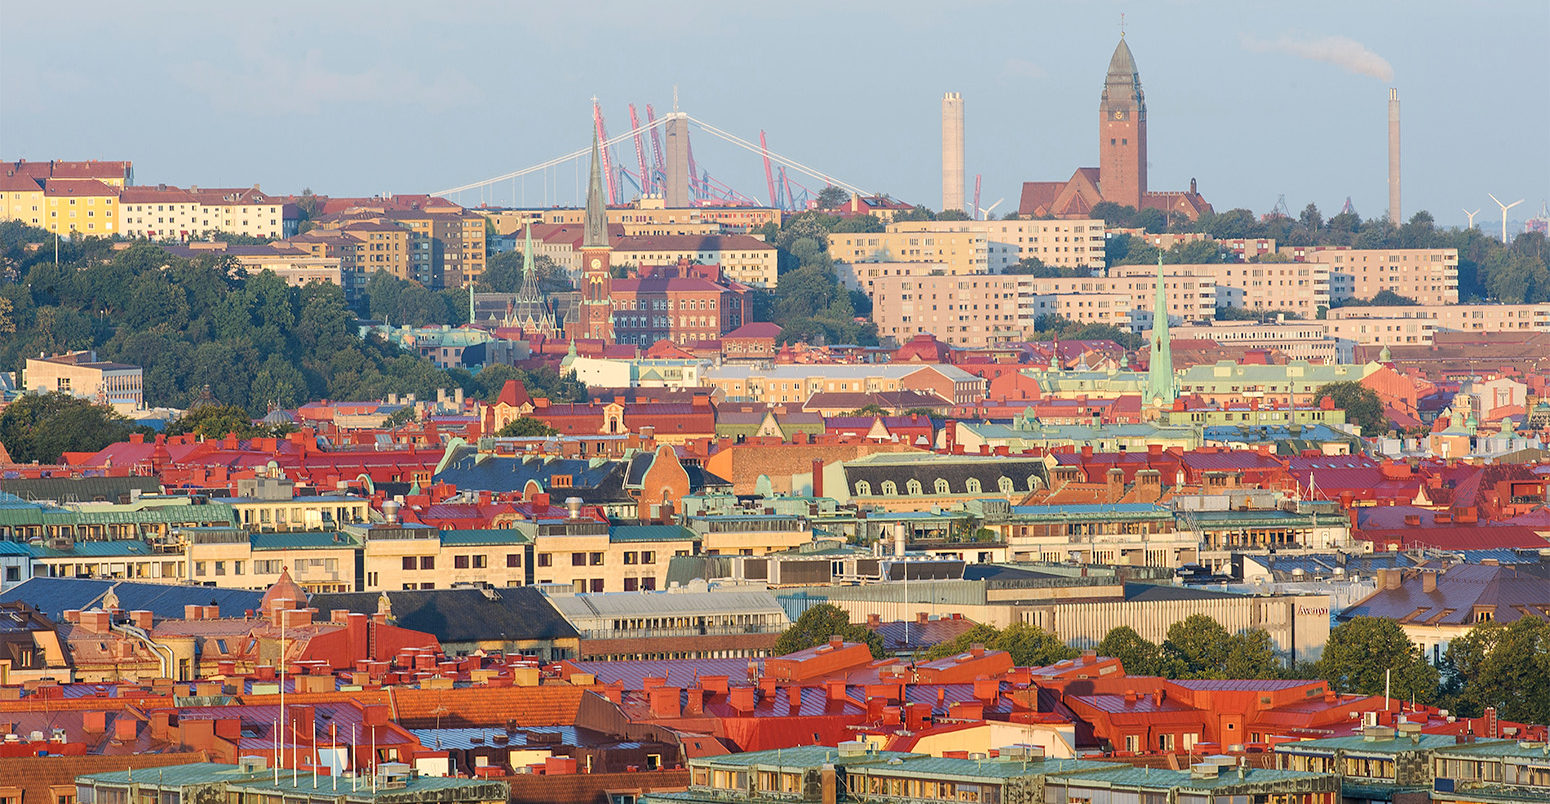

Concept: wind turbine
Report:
left=1487, top=193, right=1523, bottom=244
left=1462, top=208, right=1481, bottom=230
left=976, top=197, right=1005, bottom=221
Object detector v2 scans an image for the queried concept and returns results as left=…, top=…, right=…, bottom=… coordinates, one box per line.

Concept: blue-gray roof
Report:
left=0, top=577, right=264, bottom=620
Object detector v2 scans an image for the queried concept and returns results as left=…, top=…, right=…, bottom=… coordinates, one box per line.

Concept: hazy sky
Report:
left=4, top=1, right=1547, bottom=228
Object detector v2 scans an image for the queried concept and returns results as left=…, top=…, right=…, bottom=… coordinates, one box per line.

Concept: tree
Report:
left=1162, top=615, right=1232, bottom=678
left=774, top=604, right=885, bottom=658
left=920, top=623, right=1078, bottom=668
left=937, top=209, right=972, bottom=221
left=0, top=392, right=140, bottom=464
left=1444, top=618, right=1550, bottom=723
left=814, top=186, right=849, bottom=210
left=495, top=417, right=559, bottom=437
left=1313, top=381, right=1388, bottom=436
left=1317, top=617, right=1439, bottom=704
left=165, top=403, right=265, bottom=440
left=1097, top=626, right=1163, bottom=675
left=1221, top=629, right=1285, bottom=680
left=382, top=406, right=418, bottom=428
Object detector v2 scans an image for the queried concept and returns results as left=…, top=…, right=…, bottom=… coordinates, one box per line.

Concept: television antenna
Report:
left=1462, top=208, right=1481, bottom=230
left=1487, top=193, right=1523, bottom=244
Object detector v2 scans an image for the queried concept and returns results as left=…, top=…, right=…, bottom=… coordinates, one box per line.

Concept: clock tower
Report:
left=1099, top=35, right=1147, bottom=209
left=576, top=130, right=615, bottom=342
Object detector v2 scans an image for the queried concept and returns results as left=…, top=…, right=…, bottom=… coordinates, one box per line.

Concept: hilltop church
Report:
left=1018, top=35, right=1213, bottom=222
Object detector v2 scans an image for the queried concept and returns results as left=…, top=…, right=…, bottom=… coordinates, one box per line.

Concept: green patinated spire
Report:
left=583, top=130, right=609, bottom=249
left=1145, top=251, right=1175, bottom=406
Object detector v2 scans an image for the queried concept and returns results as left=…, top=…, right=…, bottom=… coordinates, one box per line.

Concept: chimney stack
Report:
left=1388, top=88, right=1401, bottom=224
left=942, top=92, right=965, bottom=215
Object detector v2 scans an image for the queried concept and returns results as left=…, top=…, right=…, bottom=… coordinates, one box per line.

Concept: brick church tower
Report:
left=575, top=130, right=615, bottom=342
left=1098, top=35, right=1147, bottom=209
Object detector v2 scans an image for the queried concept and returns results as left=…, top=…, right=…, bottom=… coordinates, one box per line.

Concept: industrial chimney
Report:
left=942, top=92, right=965, bottom=215
left=1388, top=88, right=1401, bottom=224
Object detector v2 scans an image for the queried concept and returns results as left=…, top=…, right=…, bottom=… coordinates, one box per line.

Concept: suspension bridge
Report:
left=431, top=101, right=876, bottom=211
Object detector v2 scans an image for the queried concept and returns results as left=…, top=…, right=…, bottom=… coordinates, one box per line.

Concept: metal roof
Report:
left=547, top=587, right=786, bottom=622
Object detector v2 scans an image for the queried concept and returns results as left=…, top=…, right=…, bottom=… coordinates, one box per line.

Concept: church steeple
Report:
left=1099, top=35, right=1148, bottom=209
left=1145, top=252, right=1175, bottom=407
left=583, top=130, right=610, bottom=249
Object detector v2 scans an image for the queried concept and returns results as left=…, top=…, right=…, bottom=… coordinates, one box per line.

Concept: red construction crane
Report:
left=629, top=104, right=650, bottom=196
left=645, top=105, right=666, bottom=188
left=973, top=174, right=982, bottom=219
left=760, top=130, right=777, bottom=209
left=592, top=100, right=617, bottom=205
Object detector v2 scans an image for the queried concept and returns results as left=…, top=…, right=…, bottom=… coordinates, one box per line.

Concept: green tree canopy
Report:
left=814, top=186, right=849, bottom=210
left=920, top=622, right=1078, bottom=668
left=1317, top=617, right=1439, bottom=704
left=1444, top=618, right=1550, bottom=723
left=495, top=417, right=559, bottom=437
left=164, top=403, right=266, bottom=440
left=1313, top=381, right=1388, bottom=437
left=0, top=392, right=140, bottom=464
left=774, top=604, right=885, bottom=659
left=1162, top=614, right=1234, bottom=678
left=1096, top=626, right=1163, bottom=676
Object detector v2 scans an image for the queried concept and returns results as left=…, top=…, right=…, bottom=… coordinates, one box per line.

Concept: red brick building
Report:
left=609, top=260, right=752, bottom=346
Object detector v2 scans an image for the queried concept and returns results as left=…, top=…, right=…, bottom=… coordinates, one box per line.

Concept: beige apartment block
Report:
left=827, top=229, right=989, bottom=273
left=685, top=514, right=814, bottom=556
left=220, top=495, right=371, bottom=533
left=704, top=363, right=984, bottom=405
left=1023, top=292, right=1136, bottom=330
left=889, top=218, right=1106, bottom=269
left=1297, top=247, right=1459, bottom=305
left=837, top=261, right=981, bottom=295
left=1322, top=303, right=1550, bottom=345
left=867, top=273, right=1024, bottom=348
left=1114, top=263, right=1331, bottom=317
left=1020, top=273, right=1217, bottom=325
left=610, top=234, right=778, bottom=288
left=1171, top=321, right=1351, bottom=362
left=25, top=351, right=143, bottom=409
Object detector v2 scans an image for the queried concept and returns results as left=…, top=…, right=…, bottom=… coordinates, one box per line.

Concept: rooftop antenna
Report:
left=1487, top=193, right=1523, bottom=244
left=1462, top=208, right=1481, bottom=230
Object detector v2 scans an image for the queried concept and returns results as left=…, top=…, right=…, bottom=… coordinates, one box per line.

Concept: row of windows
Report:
left=854, top=475, right=1030, bottom=496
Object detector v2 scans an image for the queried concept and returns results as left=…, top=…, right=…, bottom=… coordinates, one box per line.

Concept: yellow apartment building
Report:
left=24, top=351, right=144, bottom=409
left=889, top=218, right=1106, bottom=269
left=828, top=229, right=988, bottom=273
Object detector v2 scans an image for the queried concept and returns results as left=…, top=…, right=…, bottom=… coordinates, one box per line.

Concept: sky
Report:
left=3, top=1, right=1547, bottom=229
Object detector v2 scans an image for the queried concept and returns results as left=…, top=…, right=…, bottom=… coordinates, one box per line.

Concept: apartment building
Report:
left=1114, top=262, right=1332, bottom=317
left=828, top=229, right=989, bottom=273
left=1298, top=247, right=1460, bottom=305
left=704, top=363, right=984, bottom=405
left=316, top=206, right=485, bottom=288
left=1171, top=320, right=1353, bottom=362
left=24, top=351, right=143, bottom=409
left=610, top=234, right=778, bottom=288
left=518, top=197, right=780, bottom=233
left=1, top=160, right=130, bottom=236
left=889, top=218, right=1106, bottom=269
left=1322, top=303, right=1550, bottom=346
left=119, top=185, right=297, bottom=241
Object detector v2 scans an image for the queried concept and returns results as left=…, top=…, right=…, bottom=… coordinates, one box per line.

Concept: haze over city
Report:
left=4, top=0, right=1547, bottom=225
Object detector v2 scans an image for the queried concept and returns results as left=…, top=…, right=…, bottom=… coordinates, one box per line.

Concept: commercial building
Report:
left=23, top=351, right=144, bottom=409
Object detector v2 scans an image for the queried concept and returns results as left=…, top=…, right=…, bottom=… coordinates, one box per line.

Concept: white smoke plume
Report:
left=1242, top=33, right=1395, bottom=82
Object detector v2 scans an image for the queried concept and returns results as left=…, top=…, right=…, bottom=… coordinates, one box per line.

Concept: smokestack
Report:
left=665, top=112, right=690, bottom=208
left=1388, top=88, right=1400, bottom=224
left=941, top=92, right=965, bottom=215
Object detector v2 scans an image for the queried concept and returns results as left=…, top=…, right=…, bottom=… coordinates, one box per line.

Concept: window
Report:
left=572, top=552, right=587, bottom=566
left=881, top=481, right=898, bottom=496
left=641, top=576, right=657, bottom=590
left=538, top=553, right=552, bottom=567
left=854, top=481, right=871, bottom=496
left=589, top=552, right=604, bottom=566
left=420, top=556, right=434, bottom=570
left=934, top=478, right=950, bottom=494
left=640, top=551, right=655, bottom=564
left=965, top=478, right=982, bottom=494
left=455, top=555, right=470, bottom=569
left=624, top=552, right=637, bottom=565
left=195, top=561, right=207, bottom=576
left=906, top=479, right=923, bottom=496
left=624, top=577, right=639, bottom=591
left=998, top=477, right=1014, bottom=494
left=473, top=555, right=487, bottom=569
left=590, top=578, right=604, bottom=592
left=402, top=556, right=416, bottom=571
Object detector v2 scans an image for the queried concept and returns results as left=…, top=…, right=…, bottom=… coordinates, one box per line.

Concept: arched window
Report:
left=881, top=481, right=898, bottom=496
left=854, top=481, right=871, bottom=496
left=998, top=477, right=1014, bottom=494
left=934, top=478, right=951, bottom=494
left=906, top=479, right=923, bottom=496
left=1027, top=475, right=1043, bottom=491
left=966, top=478, right=982, bottom=494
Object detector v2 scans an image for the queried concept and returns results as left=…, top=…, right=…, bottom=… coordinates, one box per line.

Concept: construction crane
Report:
left=591, top=100, right=617, bottom=205
left=629, top=104, right=650, bottom=196
left=973, top=174, right=982, bottom=220
left=760, top=130, right=777, bottom=209
left=1340, top=196, right=1356, bottom=216
left=645, top=104, right=666, bottom=188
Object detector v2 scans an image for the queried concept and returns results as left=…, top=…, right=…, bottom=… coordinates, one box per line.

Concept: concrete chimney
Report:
left=1388, top=88, right=1401, bottom=224
left=942, top=92, right=965, bottom=215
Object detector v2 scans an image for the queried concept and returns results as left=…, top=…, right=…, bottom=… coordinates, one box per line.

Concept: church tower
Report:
left=1099, top=35, right=1147, bottom=209
left=1145, top=253, right=1175, bottom=408
left=577, top=130, right=614, bottom=342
